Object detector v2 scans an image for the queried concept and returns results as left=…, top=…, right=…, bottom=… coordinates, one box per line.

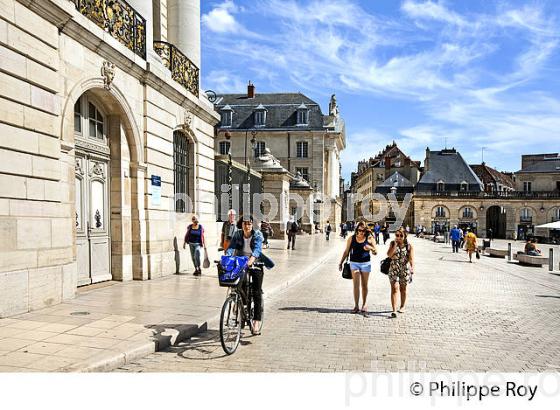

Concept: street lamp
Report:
left=245, top=128, right=257, bottom=215
left=225, top=131, right=233, bottom=211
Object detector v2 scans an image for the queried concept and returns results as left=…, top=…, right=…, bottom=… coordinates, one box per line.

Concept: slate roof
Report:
left=417, top=149, right=483, bottom=191
left=517, top=157, right=560, bottom=173
left=377, top=171, right=414, bottom=188
left=216, top=93, right=325, bottom=130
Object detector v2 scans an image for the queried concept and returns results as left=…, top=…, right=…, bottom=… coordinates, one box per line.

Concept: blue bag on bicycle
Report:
left=218, top=256, right=248, bottom=287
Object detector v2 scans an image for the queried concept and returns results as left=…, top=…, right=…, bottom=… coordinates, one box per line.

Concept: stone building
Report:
left=413, top=150, right=560, bottom=239
left=0, top=0, right=219, bottom=317
left=470, top=163, right=515, bottom=193
left=351, top=142, right=420, bottom=222
left=214, top=83, right=345, bottom=230
left=514, top=153, right=560, bottom=193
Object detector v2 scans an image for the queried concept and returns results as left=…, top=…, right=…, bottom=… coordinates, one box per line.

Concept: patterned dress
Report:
left=388, top=243, right=411, bottom=285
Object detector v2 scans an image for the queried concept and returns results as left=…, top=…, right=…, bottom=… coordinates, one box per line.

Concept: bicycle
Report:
left=216, top=258, right=264, bottom=355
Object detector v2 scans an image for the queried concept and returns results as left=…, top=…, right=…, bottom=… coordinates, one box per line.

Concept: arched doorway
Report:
left=486, top=205, right=507, bottom=239
left=65, top=80, right=144, bottom=285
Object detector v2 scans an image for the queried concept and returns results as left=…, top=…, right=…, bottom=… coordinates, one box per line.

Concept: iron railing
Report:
left=71, top=0, right=146, bottom=59
left=154, top=41, right=200, bottom=97
left=415, top=191, right=560, bottom=199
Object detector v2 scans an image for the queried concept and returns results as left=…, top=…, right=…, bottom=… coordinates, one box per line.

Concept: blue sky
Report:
left=200, top=0, right=560, bottom=180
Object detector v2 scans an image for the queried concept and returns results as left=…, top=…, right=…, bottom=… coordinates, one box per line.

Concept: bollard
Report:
left=508, top=243, right=512, bottom=261
left=550, top=248, right=554, bottom=272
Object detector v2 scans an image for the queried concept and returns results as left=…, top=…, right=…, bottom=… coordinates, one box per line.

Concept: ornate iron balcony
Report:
left=154, top=41, right=200, bottom=97
left=71, top=0, right=146, bottom=59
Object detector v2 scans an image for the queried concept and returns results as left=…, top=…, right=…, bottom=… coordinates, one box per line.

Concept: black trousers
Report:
left=287, top=233, right=296, bottom=248
left=249, top=268, right=264, bottom=321
left=452, top=239, right=460, bottom=253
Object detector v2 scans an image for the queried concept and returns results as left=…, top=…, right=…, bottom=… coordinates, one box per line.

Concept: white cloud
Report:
left=203, top=70, right=247, bottom=94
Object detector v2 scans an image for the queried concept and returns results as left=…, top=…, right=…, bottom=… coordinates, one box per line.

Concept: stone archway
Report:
left=486, top=205, right=507, bottom=239
left=61, top=77, right=147, bottom=283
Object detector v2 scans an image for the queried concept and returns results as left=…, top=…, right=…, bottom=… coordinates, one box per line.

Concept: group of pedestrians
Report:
left=449, top=225, right=479, bottom=262
left=339, top=222, right=414, bottom=318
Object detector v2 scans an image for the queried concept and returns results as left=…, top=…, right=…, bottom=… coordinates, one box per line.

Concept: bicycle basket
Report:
left=218, top=256, right=249, bottom=287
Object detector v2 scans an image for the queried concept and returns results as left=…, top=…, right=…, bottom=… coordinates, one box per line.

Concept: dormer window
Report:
left=460, top=181, right=468, bottom=191
left=254, top=104, right=267, bottom=127
left=296, top=103, right=309, bottom=126
left=437, top=180, right=445, bottom=192
left=221, top=105, right=233, bottom=127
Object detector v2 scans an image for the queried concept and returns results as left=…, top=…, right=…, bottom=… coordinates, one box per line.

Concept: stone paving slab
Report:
left=115, top=236, right=560, bottom=373
left=0, top=235, right=344, bottom=372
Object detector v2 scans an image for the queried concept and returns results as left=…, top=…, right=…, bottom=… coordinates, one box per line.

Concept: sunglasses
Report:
left=357, top=229, right=365, bottom=232
left=395, top=234, right=404, bottom=237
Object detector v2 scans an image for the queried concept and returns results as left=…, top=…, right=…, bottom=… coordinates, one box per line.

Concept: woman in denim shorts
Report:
left=339, top=221, right=377, bottom=313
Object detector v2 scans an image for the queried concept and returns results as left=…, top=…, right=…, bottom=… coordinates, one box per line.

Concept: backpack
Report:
left=290, top=221, right=298, bottom=233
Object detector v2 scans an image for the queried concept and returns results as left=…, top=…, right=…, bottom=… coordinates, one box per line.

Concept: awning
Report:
left=535, top=221, right=560, bottom=229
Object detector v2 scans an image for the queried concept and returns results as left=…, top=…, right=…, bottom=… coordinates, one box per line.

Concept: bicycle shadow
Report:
left=165, top=329, right=257, bottom=361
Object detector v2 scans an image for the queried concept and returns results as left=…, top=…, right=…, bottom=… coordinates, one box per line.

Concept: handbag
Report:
left=342, top=258, right=352, bottom=279
left=475, top=250, right=481, bottom=259
left=380, top=257, right=391, bottom=275
left=202, top=247, right=210, bottom=268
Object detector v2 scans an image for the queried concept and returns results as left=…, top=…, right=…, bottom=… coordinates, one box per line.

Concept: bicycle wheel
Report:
left=220, top=293, right=242, bottom=355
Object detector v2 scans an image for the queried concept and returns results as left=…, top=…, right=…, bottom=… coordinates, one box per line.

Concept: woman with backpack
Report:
left=339, top=221, right=377, bottom=314
left=183, top=215, right=207, bottom=276
left=387, top=227, right=415, bottom=318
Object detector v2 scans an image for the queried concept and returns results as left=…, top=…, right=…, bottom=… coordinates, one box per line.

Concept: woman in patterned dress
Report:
left=387, top=227, right=415, bottom=318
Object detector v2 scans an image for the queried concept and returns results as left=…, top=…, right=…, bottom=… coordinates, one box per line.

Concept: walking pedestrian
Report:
left=387, top=227, right=415, bottom=318
left=339, top=221, right=377, bottom=314
left=220, top=209, right=237, bottom=252
left=450, top=225, right=461, bottom=253
left=286, top=216, right=298, bottom=250
left=183, top=215, right=206, bottom=276
left=488, top=228, right=493, bottom=243
left=443, top=225, right=449, bottom=244
left=464, top=228, right=478, bottom=263
left=325, top=221, right=332, bottom=241
left=374, top=222, right=381, bottom=244
left=260, top=218, right=273, bottom=249
left=382, top=222, right=390, bottom=244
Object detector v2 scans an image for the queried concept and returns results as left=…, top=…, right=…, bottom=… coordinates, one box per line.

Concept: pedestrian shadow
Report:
left=535, top=295, right=560, bottom=299
left=279, top=306, right=393, bottom=316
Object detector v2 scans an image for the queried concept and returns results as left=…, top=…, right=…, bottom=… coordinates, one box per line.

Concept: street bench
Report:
left=518, top=254, right=549, bottom=267
left=487, top=248, right=508, bottom=258
left=434, top=235, right=444, bottom=243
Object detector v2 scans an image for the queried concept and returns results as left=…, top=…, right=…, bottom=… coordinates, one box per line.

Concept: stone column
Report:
left=167, top=0, right=201, bottom=68
left=130, top=162, right=148, bottom=280
left=261, top=170, right=291, bottom=240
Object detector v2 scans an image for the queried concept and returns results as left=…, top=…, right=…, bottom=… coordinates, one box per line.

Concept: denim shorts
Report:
left=349, top=261, right=371, bottom=273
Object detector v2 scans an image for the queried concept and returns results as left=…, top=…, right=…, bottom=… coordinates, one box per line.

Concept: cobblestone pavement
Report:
left=115, top=236, right=560, bottom=372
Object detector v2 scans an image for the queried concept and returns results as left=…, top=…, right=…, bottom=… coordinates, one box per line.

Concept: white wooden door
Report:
left=75, top=154, right=111, bottom=286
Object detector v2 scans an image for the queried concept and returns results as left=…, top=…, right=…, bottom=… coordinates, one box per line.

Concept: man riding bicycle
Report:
left=225, top=215, right=274, bottom=334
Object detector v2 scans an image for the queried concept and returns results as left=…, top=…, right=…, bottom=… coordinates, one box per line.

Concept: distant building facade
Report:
left=214, top=84, right=345, bottom=229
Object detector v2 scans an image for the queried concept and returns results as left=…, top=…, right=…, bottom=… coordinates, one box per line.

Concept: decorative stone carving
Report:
left=182, top=109, right=194, bottom=133
left=329, top=94, right=339, bottom=117
left=90, top=162, right=105, bottom=178
left=101, top=61, right=115, bottom=90
left=75, top=158, right=84, bottom=176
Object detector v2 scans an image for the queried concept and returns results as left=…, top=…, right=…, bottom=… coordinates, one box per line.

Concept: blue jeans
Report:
left=452, top=240, right=460, bottom=253
left=189, top=243, right=202, bottom=268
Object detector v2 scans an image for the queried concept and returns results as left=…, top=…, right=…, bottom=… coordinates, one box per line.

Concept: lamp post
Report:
left=225, top=131, right=233, bottom=211
left=245, top=128, right=257, bottom=215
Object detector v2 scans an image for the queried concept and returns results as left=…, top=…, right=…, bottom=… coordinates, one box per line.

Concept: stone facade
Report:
left=214, top=87, right=345, bottom=231
left=413, top=194, right=560, bottom=239
left=0, top=0, right=220, bottom=317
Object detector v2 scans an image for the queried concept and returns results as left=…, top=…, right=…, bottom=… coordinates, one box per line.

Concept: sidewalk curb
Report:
left=64, top=242, right=342, bottom=372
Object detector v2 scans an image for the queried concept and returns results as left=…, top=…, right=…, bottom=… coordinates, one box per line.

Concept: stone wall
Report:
left=0, top=0, right=219, bottom=317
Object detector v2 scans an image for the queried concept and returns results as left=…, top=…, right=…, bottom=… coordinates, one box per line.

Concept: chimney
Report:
left=247, top=81, right=255, bottom=98
left=424, top=147, right=430, bottom=172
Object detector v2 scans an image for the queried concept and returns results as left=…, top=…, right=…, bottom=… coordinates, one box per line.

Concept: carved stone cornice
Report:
left=75, top=137, right=110, bottom=157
